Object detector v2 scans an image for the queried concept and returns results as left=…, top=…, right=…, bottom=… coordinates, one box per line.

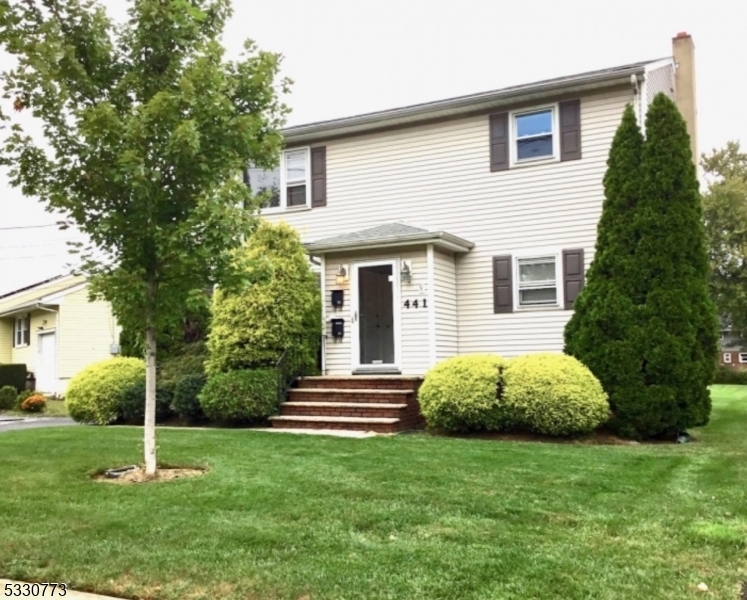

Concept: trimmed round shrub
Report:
left=20, top=394, right=46, bottom=413
left=199, top=369, right=277, bottom=422
left=503, top=353, right=610, bottom=436
left=0, top=385, right=17, bottom=410
left=419, top=355, right=507, bottom=432
left=206, top=222, right=321, bottom=376
left=172, top=373, right=207, bottom=420
left=66, top=358, right=145, bottom=425
left=118, top=381, right=174, bottom=423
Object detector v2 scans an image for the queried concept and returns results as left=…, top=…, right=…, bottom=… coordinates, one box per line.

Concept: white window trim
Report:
left=513, top=249, right=564, bottom=311
left=261, top=147, right=311, bottom=214
left=739, top=353, right=747, bottom=364
left=509, top=103, right=560, bottom=168
left=13, top=315, right=29, bottom=349
left=724, top=353, right=732, bottom=364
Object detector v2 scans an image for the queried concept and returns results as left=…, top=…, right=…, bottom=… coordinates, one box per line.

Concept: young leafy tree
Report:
left=564, top=105, right=646, bottom=433
left=630, top=93, right=718, bottom=437
left=0, top=0, right=288, bottom=476
left=702, top=142, right=747, bottom=343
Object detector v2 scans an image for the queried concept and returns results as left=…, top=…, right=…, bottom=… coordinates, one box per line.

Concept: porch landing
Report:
left=269, top=376, right=425, bottom=434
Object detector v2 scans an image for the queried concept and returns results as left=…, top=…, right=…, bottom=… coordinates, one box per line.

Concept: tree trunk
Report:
left=144, top=312, right=157, bottom=478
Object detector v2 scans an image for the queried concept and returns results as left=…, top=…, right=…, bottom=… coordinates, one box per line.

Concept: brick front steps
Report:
left=269, top=376, right=424, bottom=434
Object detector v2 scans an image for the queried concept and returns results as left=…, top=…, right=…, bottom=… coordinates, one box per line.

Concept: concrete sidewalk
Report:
left=0, top=580, right=121, bottom=599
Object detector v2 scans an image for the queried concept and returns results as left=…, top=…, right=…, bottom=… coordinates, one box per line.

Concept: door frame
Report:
left=36, top=329, right=58, bottom=394
left=350, top=258, right=401, bottom=371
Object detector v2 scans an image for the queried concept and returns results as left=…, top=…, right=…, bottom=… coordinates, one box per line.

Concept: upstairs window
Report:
left=513, top=108, right=556, bottom=163
left=284, top=149, right=308, bottom=208
left=245, top=165, right=280, bottom=209
left=246, top=148, right=311, bottom=211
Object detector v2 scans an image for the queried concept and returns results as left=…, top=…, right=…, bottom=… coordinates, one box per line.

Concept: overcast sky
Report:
left=1, top=0, right=745, bottom=295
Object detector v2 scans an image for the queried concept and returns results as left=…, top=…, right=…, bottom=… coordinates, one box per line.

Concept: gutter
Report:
left=283, top=61, right=661, bottom=144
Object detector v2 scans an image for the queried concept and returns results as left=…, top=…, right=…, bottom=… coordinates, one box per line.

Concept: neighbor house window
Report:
left=516, top=255, right=559, bottom=308
left=13, top=314, right=29, bottom=348
left=512, top=107, right=557, bottom=164
left=740, top=353, right=747, bottom=364
left=246, top=148, right=310, bottom=211
left=724, top=353, right=732, bottom=363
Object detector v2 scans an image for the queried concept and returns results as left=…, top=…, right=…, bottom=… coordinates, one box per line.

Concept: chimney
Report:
left=672, top=32, right=698, bottom=165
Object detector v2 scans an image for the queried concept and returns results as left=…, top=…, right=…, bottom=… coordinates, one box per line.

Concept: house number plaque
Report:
left=403, top=299, right=427, bottom=309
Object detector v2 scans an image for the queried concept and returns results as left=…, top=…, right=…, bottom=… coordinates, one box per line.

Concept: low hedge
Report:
left=0, top=385, right=17, bottom=410
left=66, top=358, right=145, bottom=425
left=118, top=381, right=174, bottom=423
left=0, top=364, right=27, bottom=393
left=172, top=373, right=206, bottom=421
left=503, top=353, right=610, bottom=436
left=199, top=369, right=277, bottom=422
left=419, top=355, right=507, bottom=432
left=713, top=365, right=747, bottom=385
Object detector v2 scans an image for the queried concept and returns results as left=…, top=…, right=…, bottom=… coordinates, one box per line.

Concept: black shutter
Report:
left=493, top=255, right=513, bottom=313
left=489, top=113, right=510, bottom=171
left=563, top=249, right=585, bottom=309
left=559, top=99, right=582, bottom=162
left=311, top=146, right=327, bottom=207
left=23, top=313, right=30, bottom=345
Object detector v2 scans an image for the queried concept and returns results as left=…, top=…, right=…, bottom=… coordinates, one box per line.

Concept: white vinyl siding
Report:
left=270, top=87, right=633, bottom=359
left=433, top=249, right=458, bottom=362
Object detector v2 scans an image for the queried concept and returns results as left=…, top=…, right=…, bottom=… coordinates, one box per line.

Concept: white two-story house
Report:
left=255, top=33, right=697, bottom=381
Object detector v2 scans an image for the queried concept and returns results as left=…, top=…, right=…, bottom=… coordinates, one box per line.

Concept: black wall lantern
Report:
left=331, top=290, right=344, bottom=308
left=331, top=318, right=345, bottom=339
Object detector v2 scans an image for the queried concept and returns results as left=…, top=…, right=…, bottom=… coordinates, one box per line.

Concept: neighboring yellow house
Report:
left=0, top=275, right=121, bottom=395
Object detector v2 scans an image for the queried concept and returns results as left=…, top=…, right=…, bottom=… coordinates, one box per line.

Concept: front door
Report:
left=37, top=331, right=57, bottom=393
left=352, top=260, right=398, bottom=370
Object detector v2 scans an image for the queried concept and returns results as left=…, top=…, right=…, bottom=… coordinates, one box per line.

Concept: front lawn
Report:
left=1, top=387, right=746, bottom=600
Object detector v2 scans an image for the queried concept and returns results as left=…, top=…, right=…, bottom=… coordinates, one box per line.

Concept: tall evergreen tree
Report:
left=564, top=105, right=647, bottom=433
left=629, top=93, right=718, bottom=437
left=566, top=95, right=718, bottom=438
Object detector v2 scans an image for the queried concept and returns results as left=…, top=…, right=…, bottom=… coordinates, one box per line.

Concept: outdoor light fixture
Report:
left=400, top=261, right=412, bottom=284
left=336, top=264, right=349, bottom=285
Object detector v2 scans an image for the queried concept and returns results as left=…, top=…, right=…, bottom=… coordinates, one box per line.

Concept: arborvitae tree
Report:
left=564, top=105, right=648, bottom=434
left=567, top=95, right=719, bottom=438
left=628, top=93, right=718, bottom=437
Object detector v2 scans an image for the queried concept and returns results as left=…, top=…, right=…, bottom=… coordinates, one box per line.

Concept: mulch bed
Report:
left=94, top=466, right=206, bottom=484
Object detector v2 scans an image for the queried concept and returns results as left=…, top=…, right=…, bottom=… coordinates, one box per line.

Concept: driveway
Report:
left=0, top=416, right=77, bottom=433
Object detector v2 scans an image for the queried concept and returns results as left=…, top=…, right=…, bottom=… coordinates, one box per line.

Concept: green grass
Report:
left=1, top=387, right=746, bottom=600
left=0, top=399, right=68, bottom=418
